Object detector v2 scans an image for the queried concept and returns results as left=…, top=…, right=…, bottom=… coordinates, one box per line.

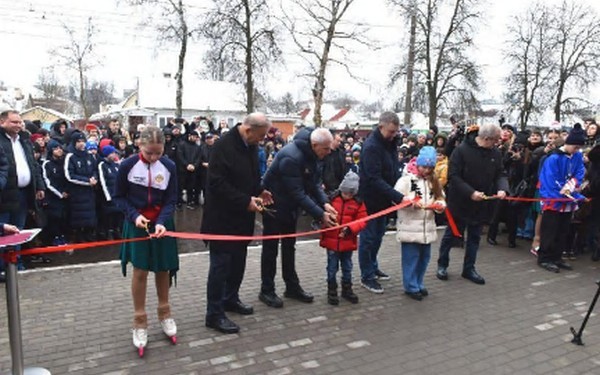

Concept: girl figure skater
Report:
left=114, top=126, right=179, bottom=357
left=394, top=146, right=446, bottom=301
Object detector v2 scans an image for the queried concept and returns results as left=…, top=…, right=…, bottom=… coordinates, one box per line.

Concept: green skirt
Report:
left=120, top=218, right=179, bottom=278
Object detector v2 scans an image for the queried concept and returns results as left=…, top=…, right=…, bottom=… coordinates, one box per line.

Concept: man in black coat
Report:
left=177, top=130, right=201, bottom=208
left=436, top=124, right=509, bottom=285
left=259, top=127, right=338, bottom=308
left=201, top=113, right=272, bottom=334
left=322, top=131, right=346, bottom=194
left=0, top=110, right=45, bottom=280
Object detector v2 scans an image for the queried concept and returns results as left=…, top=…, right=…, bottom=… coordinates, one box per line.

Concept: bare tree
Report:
left=282, top=0, right=366, bottom=126
left=52, top=18, right=97, bottom=119
left=126, top=0, right=193, bottom=118
left=389, top=0, right=482, bottom=129
left=200, top=0, right=281, bottom=113
left=548, top=0, right=600, bottom=121
left=503, top=3, right=554, bottom=129
left=35, top=67, right=67, bottom=100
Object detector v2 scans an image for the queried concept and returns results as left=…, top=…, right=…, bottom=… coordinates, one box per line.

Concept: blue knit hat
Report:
left=85, top=140, right=98, bottom=150
left=416, top=146, right=437, bottom=167
left=47, top=139, right=62, bottom=151
left=102, top=145, right=117, bottom=157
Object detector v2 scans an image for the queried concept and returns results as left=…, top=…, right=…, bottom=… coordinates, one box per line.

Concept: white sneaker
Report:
left=160, top=318, right=177, bottom=337
left=132, top=328, right=148, bottom=348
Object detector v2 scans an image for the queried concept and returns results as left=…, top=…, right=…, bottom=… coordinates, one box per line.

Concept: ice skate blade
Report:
left=170, top=335, right=177, bottom=345
left=138, top=347, right=145, bottom=357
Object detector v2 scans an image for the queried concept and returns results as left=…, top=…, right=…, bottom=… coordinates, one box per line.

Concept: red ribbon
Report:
left=9, top=195, right=592, bottom=259
left=16, top=200, right=415, bottom=257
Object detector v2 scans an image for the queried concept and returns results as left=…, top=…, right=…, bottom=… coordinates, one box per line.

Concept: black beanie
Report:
left=566, top=123, right=586, bottom=145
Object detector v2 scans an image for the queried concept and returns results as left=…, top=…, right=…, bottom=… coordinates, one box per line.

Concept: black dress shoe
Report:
left=487, top=238, right=498, bottom=246
left=259, top=291, right=283, bottom=308
left=538, top=262, right=560, bottom=273
left=508, top=242, right=517, bottom=248
left=404, top=291, right=423, bottom=301
left=284, top=287, right=314, bottom=303
left=436, top=267, right=448, bottom=281
left=461, top=269, right=485, bottom=285
left=419, top=288, right=429, bottom=296
left=205, top=316, right=240, bottom=334
left=554, top=260, right=573, bottom=270
left=224, top=300, right=254, bottom=315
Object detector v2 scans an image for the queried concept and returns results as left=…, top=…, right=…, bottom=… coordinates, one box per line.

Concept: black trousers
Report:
left=488, top=201, right=519, bottom=244
left=538, top=211, right=572, bottom=263
left=206, top=240, right=249, bottom=320
left=261, top=214, right=300, bottom=293
left=184, top=171, right=198, bottom=205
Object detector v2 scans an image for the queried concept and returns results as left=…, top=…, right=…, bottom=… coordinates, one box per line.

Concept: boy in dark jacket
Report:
left=64, top=132, right=98, bottom=242
left=42, top=140, right=70, bottom=248
left=98, top=146, right=122, bottom=240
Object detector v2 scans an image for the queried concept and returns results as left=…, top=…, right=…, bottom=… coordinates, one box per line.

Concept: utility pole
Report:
left=404, top=5, right=416, bottom=127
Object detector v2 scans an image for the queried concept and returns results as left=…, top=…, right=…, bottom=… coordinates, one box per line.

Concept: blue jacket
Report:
left=262, top=128, right=328, bottom=221
left=114, top=154, right=177, bottom=226
left=539, top=148, right=585, bottom=212
left=98, top=158, right=120, bottom=213
left=42, top=157, right=68, bottom=216
left=64, top=146, right=98, bottom=227
left=358, top=127, right=404, bottom=214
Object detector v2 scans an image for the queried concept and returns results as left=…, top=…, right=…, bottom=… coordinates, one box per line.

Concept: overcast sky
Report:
left=1, top=0, right=599, bottom=105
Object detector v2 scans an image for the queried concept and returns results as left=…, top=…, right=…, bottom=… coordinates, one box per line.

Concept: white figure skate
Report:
left=132, top=328, right=148, bottom=357
left=161, top=318, right=177, bottom=344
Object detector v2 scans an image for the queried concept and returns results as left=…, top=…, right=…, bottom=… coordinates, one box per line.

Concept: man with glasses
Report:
left=436, top=123, right=508, bottom=285
left=0, top=110, right=45, bottom=281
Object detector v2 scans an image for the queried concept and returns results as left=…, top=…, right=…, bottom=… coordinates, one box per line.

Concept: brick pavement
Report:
left=2, top=232, right=600, bottom=374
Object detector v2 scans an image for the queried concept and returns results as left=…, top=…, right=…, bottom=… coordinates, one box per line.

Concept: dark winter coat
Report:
left=199, top=142, right=214, bottom=187
left=64, top=145, right=98, bottom=227
left=0, top=128, right=45, bottom=212
left=42, top=157, right=68, bottom=217
left=262, top=127, right=329, bottom=221
left=176, top=138, right=201, bottom=172
left=98, top=158, right=120, bottom=214
left=164, top=136, right=181, bottom=163
left=0, top=146, right=8, bottom=191
left=319, top=193, right=367, bottom=252
left=201, top=125, right=262, bottom=237
left=322, top=147, right=346, bottom=193
left=446, top=135, right=509, bottom=225
left=358, top=127, right=404, bottom=214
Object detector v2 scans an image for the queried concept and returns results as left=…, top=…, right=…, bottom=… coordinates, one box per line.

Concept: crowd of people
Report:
left=1, top=108, right=600, bottom=355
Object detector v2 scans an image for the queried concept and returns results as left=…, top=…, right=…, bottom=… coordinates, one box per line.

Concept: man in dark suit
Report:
left=0, top=110, right=45, bottom=281
left=201, top=113, right=272, bottom=334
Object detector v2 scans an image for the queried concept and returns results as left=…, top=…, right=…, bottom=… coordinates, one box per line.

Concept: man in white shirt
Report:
left=0, top=110, right=45, bottom=281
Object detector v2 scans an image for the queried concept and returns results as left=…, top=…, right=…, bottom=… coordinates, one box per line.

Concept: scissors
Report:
left=257, top=202, right=277, bottom=218
left=482, top=194, right=499, bottom=200
left=142, top=222, right=154, bottom=237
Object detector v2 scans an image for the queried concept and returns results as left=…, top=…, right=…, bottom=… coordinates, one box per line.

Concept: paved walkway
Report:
left=2, top=232, right=600, bottom=374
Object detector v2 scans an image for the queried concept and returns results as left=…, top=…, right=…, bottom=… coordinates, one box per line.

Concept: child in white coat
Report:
left=394, top=146, right=446, bottom=300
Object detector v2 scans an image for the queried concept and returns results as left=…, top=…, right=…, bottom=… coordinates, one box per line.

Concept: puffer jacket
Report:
left=394, top=173, right=445, bottom=244
left=64, top=145, right=98, bottom=227
left=262, top=127, right=329, bottom=221
left=319, top=193, right=367, bottom=252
